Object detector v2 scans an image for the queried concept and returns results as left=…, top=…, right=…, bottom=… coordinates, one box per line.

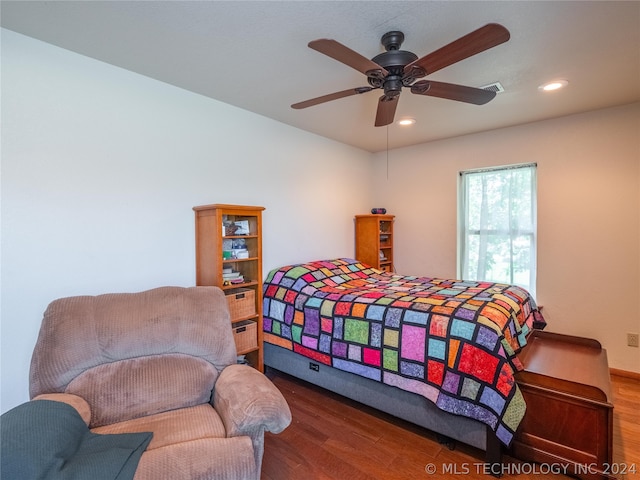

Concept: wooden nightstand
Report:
left=511, top=330, right=613, bottom=480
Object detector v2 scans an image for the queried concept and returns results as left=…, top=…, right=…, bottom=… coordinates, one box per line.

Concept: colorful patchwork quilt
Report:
left=263, top=259, right=546, bottom=446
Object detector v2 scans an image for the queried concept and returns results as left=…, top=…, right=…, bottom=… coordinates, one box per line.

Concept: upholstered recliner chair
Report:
left=28, top=286, right=291, bottom=480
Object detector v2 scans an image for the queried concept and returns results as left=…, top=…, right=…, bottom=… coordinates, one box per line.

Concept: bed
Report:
left=262, top=258, right=545, bottom=462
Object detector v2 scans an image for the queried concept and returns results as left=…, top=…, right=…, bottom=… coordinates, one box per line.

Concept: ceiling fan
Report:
left=291, top=24, right=510, bottom=127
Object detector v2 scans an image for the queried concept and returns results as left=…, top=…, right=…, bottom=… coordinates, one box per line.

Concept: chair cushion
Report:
left=32, top=393, right=92, bottom=425
left=91, top=404, right=226, bottom=449
left=92, top=404, right=257, bottom=480
left=67, top=354, right=218, bottom=427
left=133, top=437, right=256, bottom=480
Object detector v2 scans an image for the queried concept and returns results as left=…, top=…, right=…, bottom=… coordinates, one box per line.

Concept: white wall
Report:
left=0, top=30, right=373, bottom=412
left=3, top=28, right=638, bottom=416
left=372, top=103, right=640, bottom=373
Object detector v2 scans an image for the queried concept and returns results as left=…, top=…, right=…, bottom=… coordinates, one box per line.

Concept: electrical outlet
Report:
left=628, top=333, right=639, bottom=348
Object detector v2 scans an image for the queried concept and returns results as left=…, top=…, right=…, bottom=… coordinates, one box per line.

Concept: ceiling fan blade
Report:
left=374, top=95, right=399, bottom=127
left=309, top=39, right=388, bottom=79
left=411, top=80, right=496, bottom=105
left=291, top=87, right=374, bottom=109
left=404, top=23, right=510, bottom=78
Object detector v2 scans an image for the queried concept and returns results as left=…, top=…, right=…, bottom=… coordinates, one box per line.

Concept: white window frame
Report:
left=457, top=163, right=538, bottom=297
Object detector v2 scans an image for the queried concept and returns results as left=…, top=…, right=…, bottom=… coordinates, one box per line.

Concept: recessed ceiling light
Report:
left=398, top=118, right=416, bottom=126
left=538, top=80, right=569, bottom=92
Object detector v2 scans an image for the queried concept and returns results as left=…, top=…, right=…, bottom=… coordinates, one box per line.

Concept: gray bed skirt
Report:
left=264, top=342, right=502, bottom=461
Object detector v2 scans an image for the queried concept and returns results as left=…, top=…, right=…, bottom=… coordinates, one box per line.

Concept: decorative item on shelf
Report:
left=232, top=238, right=246, bottom=249
left=233, top=249, right=249, bottom=259
left=233, top=220, right=250, bottom=235
left=222, top=269, right=244, bottom=286
left=371, top=207, right=387, bottom=214
left=237, top=355, right=248, bottom=365
left=223, top=222, right=239, bottom=236
left=223, top=220, right=250, bottom=236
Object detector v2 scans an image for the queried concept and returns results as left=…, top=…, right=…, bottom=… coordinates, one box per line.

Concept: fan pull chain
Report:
left=386, top=125, right=389, bottom=180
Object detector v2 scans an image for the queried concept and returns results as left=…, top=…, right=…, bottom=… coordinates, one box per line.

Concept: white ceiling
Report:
left=2, top=1, right=639, bottom=153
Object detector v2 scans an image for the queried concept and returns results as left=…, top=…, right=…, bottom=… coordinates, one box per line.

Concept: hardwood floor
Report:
left=611, top=375, right=640, bottom=476
left=262, top=370, right=640, bottom=480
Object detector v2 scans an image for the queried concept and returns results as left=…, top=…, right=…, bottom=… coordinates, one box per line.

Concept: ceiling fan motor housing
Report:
left=368, top=31, right=418, bottom=96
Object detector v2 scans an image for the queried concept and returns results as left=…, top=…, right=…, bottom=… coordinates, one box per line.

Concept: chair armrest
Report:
left=32, top=393, right=92, bottom=426
left=213, top=364, right=291, bottom=437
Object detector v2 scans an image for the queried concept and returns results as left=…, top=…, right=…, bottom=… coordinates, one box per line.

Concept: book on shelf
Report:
left=223, top=270, right=245, bottom=285
left=223, top=271, right=242, bottom=279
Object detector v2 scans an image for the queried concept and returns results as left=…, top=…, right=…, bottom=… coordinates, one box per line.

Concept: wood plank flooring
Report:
left=262, top=370, right=640, bottom=480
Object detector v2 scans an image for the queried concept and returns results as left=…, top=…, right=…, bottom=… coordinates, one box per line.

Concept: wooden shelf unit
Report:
left=355, top=214, right=395, bottom=272
left=193, top=204, right=265, bottom=372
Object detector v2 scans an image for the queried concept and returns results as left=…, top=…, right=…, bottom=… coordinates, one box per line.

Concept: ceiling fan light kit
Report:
left=292, top=23, right=511, bottom=127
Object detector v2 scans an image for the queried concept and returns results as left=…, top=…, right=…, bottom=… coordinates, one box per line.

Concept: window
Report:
left=458, top=164, right=537, bottom=297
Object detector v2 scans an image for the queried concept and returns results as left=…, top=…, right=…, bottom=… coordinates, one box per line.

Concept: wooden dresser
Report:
left=511, top=330, right=613, bottom=480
